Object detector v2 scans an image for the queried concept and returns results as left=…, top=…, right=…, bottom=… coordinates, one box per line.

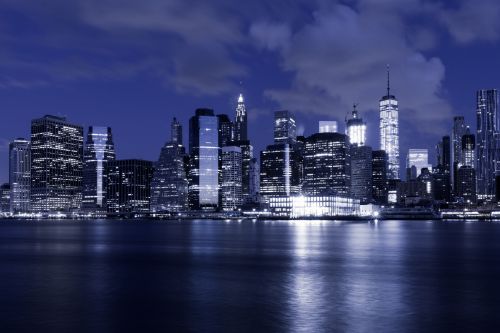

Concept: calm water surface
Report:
left=1, top=219, right=500, bottom=332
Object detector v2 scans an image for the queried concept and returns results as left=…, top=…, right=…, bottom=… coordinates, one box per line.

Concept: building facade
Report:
left=221, top=146, right=243, bottom=211
left=9, top=138, right=31, bottom=213
left=302, top=132, right=351, bottom=197
left=106, top=159, right=153, bottom=214
left=372, top=150, right=388, bottom=204
left=234, top=93, right=247, bottom=141
left=274, top=110, right=297, bottom=144
left=260, top=144, right=301, bottom=200
left=346, top=105, right=366, bottom=146
left=30, top=115, right=83, bottom=212
left=379, top=68, right=400, bottom=179
left=150, top=118, right=188, bottom=213
left=188, top=109, right=220, bottom=210
left=82, top=126, right=115, bottom=214
left=351, top=145, right=372, bottom=204
left=476, top=89, right=499, bottom=198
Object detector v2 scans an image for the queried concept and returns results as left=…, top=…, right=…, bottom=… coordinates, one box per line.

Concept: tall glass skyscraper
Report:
left=188, top=109, right=220, bottom=210
left=379, top=67, right=399, bottom=179
left=30, top=115, right=83, bottom=212
left=234, top=93, right=247, bottom=141
left=82, top=126, right=115, bottom=214
left=221, top=146, right=243, bottom=211
left=150, top=118, right=188, bottom=213
left=476, top=89, right=499, bottom=197
left=346, top=104, right=366, bottom=146
left=9, top=138, right=31, bottom=213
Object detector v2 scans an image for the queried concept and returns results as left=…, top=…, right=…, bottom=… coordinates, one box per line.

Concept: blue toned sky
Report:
left=1, top=0, right=500, bottom=182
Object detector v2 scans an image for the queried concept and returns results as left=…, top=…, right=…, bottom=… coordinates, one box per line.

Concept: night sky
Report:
left=1, top=0, right=500, bottom=183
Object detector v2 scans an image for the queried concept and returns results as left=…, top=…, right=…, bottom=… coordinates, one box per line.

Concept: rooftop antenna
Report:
left=386, top=64, right=391, bottom=97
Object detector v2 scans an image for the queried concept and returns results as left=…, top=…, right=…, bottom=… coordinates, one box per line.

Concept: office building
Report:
left=217, top=114, right=233, bottom=147
left=0, top=184, right=10, bottom=213
left=346, top=104, right=366, bottom=146
left=380, top=67, right=400, bottom=179
left=30, top=115, right=83, bottom=212
left=106, top=159, right=153, bottom=214
left=274, top=110, right=297, bottom=144
left=188, top=109, right=220, bottom=210
left=452, top=116, right=466, bottom=191
left=351, top=145, right=372, bottom=204
left=302, top=132, right=351, bottom=197
left=476, top=89, right=499, bottom=197
left=221, top=146, right=243, bottom=211
left=9, top=138, right=31, bottom=213
left=150, top=118, right=188, bottom=213
left=82, top=126, right=115, bottom=214
left=249, top=157, right=260, bottom=203
left=319, top=121, right=338, bottom=134
left=406, top=149, right=431, bottom=178
left=234, top=93, right=248, bottom=141
left=372, top=150, right=388, bottom=204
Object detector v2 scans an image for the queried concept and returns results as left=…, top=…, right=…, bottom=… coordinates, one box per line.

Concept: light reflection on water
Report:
left=0, top=219, right=500, bottom=332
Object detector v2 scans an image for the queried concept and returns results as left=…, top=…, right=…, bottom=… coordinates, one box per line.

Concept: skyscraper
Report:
left=351, top=146, right=372, bottom=203
left=260, top=144, right=301, bottom=200
left=379, top=66, right=400, bottom=179
left=0, top=184, right=10, bottom=213
left=106, top=159, right=153, bottom=215
left=462, top=127, right=475, bottom=167
left=436, top=136, right=451, bottom=173
left=9, top=138, right=31, bottom=213
left=234, top=93, right=247, bottom=141
left=221, top=146, right=243, bottom=211
left=30, top=115, right=83, bottom=213
left=372, top=150, right=388, bottom=204
left=150, top=118, right=188, bottom=213
left=82, top=126, right=115, bottom=214
left=302, top=132, right=351, bottom=197
left=452, top=116, right=466, bottom=191
left=232, top=140, right=253, bottom=203
left=456, top=128, right=477, bottom=204
left=217, top=114, right=233, bottom=147
left=476, top=89, right=499, bottom=198
left=274, top=110, right=297, bottom=144
left=406, top=149, right=431, bottom=178
left=188, top=109, right=220, bottom=210
left=346, top=104, right=366, bottom=146
left=249, top=157, right=260, bottom=203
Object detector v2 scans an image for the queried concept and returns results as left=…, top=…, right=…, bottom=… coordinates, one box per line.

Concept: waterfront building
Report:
left=249, top=157, right=260, bottom=203
left=106, top=159, right=153, bottom=214
left=351, top=145, right=372, bottom=204
left=0, top=183, right=10, bottom=213
left=433, top=165, right=451, bottom=203
left=379, top=66, right=400, bottom=179
left=82, top=126, right=115, bottom=214
left=476, top=89, right=499, bottom=198
left=346, top=104, right=366, bottom=146
left=260, top=143, right=301, bottom=201
left=30, top=115, right=83, bottom=212
left=274, top=110, right=297, bottom=144
left=150, top=118, right=188, bottom=213
left=9, top=138, right=30, bottom=213
left=456, top=166, right=477, bottom=204
left=231, top=140, right=253, bottom=203
left=268, top=195, right=359, bottom=218
left=406, top=149, right=431, bottom=178
left=234, top=93, right=247, bottom=141
left=319, top=121, right=338, bottom=134
left=462, top=127, right=475, bottom=167
left=436, top=136, right=451, bottom=174
left=221, top=146, right=243, bottom=210
left=188, top=109, right=220, bottom=210
left=302, top=132, right=351, bottom=197
left=372, top=150, right=388, bottom=204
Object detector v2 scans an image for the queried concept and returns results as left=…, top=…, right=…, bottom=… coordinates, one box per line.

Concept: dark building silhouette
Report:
left=0, top=183, right=10, bottom=213
left=106, top=159, right=153, bottom=214
left=372, top=150, right=388, bottom=204
left=433, top=165, right=451, bottom=203
left=302, top=132, right=351, bottom=197
left=217, top=114, right=233, bottom=148
left=452, top=116, right=466, bottom=193
left=150, top=118, right=188, bottom=213
left=221, top=146, right=243, bottom=210
left=351, top=145, right=372, bottom=204
left=82, top=126, right=115, bottom=214
left=30, top=115, right=83, bottom=212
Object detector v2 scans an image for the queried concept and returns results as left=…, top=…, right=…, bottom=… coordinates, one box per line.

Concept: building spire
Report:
left=386, top=64, right=390, bottom=97
left=352, top=103, right=358, bottom=118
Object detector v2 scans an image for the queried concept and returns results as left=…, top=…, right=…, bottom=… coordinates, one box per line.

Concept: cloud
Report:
left=438, top=0, right=500, bottom=44
left=252, top=4, right=452, bottom=135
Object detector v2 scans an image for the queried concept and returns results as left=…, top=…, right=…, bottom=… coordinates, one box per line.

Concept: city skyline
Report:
left=1, top=1, right=500, bottom=184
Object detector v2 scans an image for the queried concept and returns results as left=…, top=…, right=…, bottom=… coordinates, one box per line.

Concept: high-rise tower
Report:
left=9, top=138, right=31, bottom=213
left=234, top=93, right=247, bottom=141
left=476, top=89, right=499, bottom=198
left=346, top=104, right=366, bottom=146
left=379, top=66, right=400, bottom=179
